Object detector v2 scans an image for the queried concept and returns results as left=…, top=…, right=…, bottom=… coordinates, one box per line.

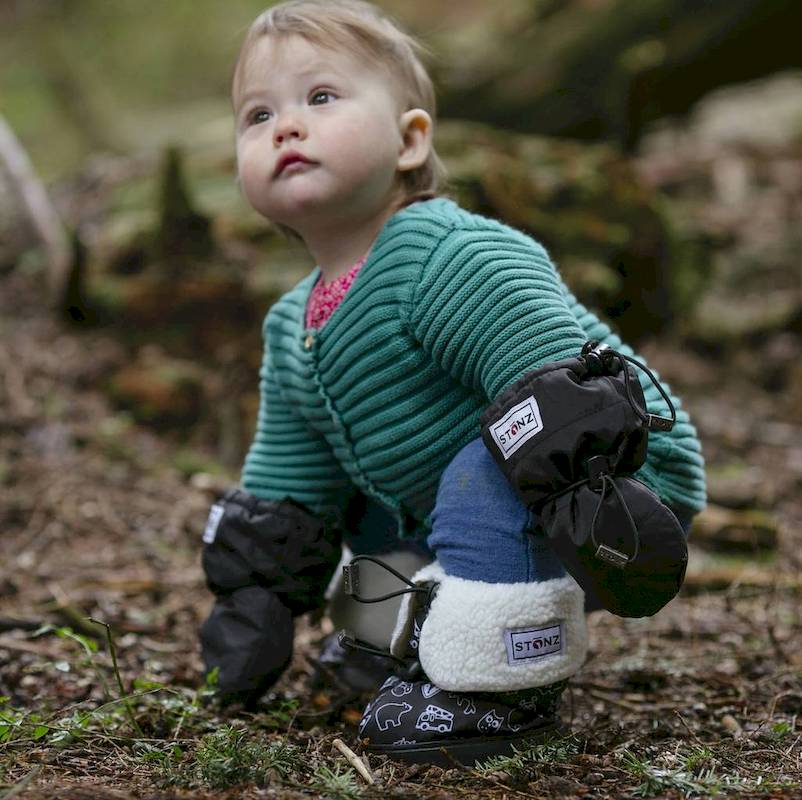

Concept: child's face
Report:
left=234, top=35, right=411, bottom=233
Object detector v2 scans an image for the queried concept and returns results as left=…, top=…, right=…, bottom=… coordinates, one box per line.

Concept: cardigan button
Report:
left=304, top=334, right=315, bottom=350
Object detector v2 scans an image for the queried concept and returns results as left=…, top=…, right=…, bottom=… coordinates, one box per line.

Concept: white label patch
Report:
left=202, top=503, right=225, bottom=544
left=488, top=395, right=544, bottom=460
left=505, top=623, right=564, bottom=665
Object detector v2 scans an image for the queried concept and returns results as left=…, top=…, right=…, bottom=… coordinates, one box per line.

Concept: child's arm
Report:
left=406, top=224, right=705, bottom=514
left=200, top=331, right=354, bottom=706
left=407, top=226, right=587, bottom=400
left=562, top=288, right=705, bottom=515
left=241, top=340, right=355, bottom=517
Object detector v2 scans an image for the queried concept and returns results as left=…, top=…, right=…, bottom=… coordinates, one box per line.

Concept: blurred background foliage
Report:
left=0, top=0, right=271, bottom=177
left=1, top=0, right=544, bottom=178
left=2, top=0, right=802, bottom=456
left=3, top=0, right=802, bottom=177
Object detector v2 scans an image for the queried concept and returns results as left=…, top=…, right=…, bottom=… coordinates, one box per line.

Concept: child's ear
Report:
left=397, top=109, right=433, bottom=172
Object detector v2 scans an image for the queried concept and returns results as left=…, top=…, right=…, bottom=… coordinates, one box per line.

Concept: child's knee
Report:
left=434, top=438, right=524, bottom=521
left=440, top=438, right=498, bottom=485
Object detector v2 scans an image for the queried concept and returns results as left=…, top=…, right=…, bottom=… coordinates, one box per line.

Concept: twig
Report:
left=784, top=733, right=801, bottom=758
left=437, top=744, right=471, bottom=772
left=674, top=710, right=706, bottom=748
left=0, top=766, right=41, bottom=800
left=171, top=708, right=188, bottom=742
left=331, top=738, right=375, bottom=785
left=769, top=691, right=796, bottom=719
left=87, top=617, right=145, bottom=739
left=585, top=689, right=668, bottom=713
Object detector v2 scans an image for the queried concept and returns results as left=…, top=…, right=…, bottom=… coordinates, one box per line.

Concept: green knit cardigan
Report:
left=242, top=198, right=706, bottom=535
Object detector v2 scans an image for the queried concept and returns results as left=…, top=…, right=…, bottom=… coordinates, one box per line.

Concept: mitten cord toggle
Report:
left=588, top=469, right=640, bottom=567
left=580, top=341, right=676, bottom=432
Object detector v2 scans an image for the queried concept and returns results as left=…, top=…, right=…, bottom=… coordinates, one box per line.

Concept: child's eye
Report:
left=310, top=90, right=336, bottom=106
left=249, top=109, right=272, bottom=125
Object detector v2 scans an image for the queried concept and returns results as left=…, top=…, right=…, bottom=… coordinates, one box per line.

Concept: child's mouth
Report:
left=275, top=153, right=315, bottom=177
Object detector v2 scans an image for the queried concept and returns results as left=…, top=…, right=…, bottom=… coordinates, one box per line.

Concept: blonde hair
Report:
left=233, top=0, right=446, bottom=200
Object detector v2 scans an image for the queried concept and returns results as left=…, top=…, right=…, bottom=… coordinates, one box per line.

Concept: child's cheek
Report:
left=335, top=113, right=372, bottom=142
left=237, top=156, right=266, bottom=212
left=244, top=178, right=268, bottom=215
left=237, top=141, right=264, bottom=183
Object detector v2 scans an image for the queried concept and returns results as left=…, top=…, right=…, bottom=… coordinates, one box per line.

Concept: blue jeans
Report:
left=428, top=438, right=565, bottom=583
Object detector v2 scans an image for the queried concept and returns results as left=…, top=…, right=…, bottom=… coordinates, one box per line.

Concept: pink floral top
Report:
left=304, top=255, right=367, bottom=329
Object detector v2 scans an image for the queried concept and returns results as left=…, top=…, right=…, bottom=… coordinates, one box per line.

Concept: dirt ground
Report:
left=1, top=255, right=802, bottom=799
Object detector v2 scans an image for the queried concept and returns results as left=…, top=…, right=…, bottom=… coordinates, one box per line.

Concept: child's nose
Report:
left=273, top=112, right=307, bottom=145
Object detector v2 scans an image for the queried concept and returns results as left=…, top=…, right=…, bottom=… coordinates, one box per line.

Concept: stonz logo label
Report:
left=505, top=624, right=564, bottom=665
left=488, top=395, right=544, bottom=460
left=202, top=504, right=225, bottom=544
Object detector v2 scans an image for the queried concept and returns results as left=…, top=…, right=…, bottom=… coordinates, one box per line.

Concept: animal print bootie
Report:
left=344, top=560, right=586, bottom=765
left=357, top=674, right=565, bottom=766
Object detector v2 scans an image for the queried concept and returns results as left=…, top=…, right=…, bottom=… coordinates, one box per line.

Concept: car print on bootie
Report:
left=357, top=675, right=566, bottom=766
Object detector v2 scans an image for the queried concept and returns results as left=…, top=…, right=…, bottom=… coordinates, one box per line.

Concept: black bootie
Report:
left=343, top=559, right=586, bottom=766
left=358, top=675, right=565, bottom=766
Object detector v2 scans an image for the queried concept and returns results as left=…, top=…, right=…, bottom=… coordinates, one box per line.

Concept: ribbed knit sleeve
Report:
left=565, top=288, right=707, bottom=512
left=407, top=222, right=587, bottom=401
left=241, top=320, right=354, bottom=520
left=406, top=208, right=706, bottom=514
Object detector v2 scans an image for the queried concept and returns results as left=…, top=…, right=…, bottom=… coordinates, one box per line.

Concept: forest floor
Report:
left=1, top=250, right=802, bottom=800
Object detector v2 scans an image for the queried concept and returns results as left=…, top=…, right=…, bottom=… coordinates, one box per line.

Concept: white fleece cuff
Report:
left=389, top=561, right=444, bottom=658
left=391, top=562, right=587, bottom=692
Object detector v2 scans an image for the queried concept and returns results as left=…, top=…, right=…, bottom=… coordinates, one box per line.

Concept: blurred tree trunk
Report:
left=438, top=0, right=802, bottom=150
left=0, top=115, right=71, bottom=301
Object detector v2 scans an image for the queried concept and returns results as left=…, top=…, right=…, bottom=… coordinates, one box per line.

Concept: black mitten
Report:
left=541, top=473, right=687, bottom=617
left=199, top=586, right=293, bottom=706
left=480, top=346, right=651, bottom=505
left=199, top=489, right=342, bottom=705
left=481, top=342, right=685, bottom=618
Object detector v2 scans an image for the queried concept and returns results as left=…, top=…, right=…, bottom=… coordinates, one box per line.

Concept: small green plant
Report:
left=621, top=748, right=750, bottom=798
left=134, top=741, right=185, bottom=772
left=35, top=624, right=111, bottom=698
left=261, top=739, right=306, bottom=777
left=169, top=725, right=306, bottom=789
left=42, top=625, right=99, bottom=657
left=87, top=618, right=145, bottom=737
left=681, top=745, right=714, bottom=774
left=310, top=764, right=362, bottom=800
left=257, top=697, right=301, bottom=731
left=770, top=721, right=793, bottom=739
left=0, top=699, right=49, bottom=745
left=47, top=708, right=95, bottom=745
left=194, top=726, right=255, bottom=788
left=130, top=678, right=217, bottom=740
left=475, top=733, right=581, bottom=779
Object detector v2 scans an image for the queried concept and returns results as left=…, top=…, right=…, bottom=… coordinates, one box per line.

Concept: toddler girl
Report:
left=200, top=0, right=706, bottom=765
